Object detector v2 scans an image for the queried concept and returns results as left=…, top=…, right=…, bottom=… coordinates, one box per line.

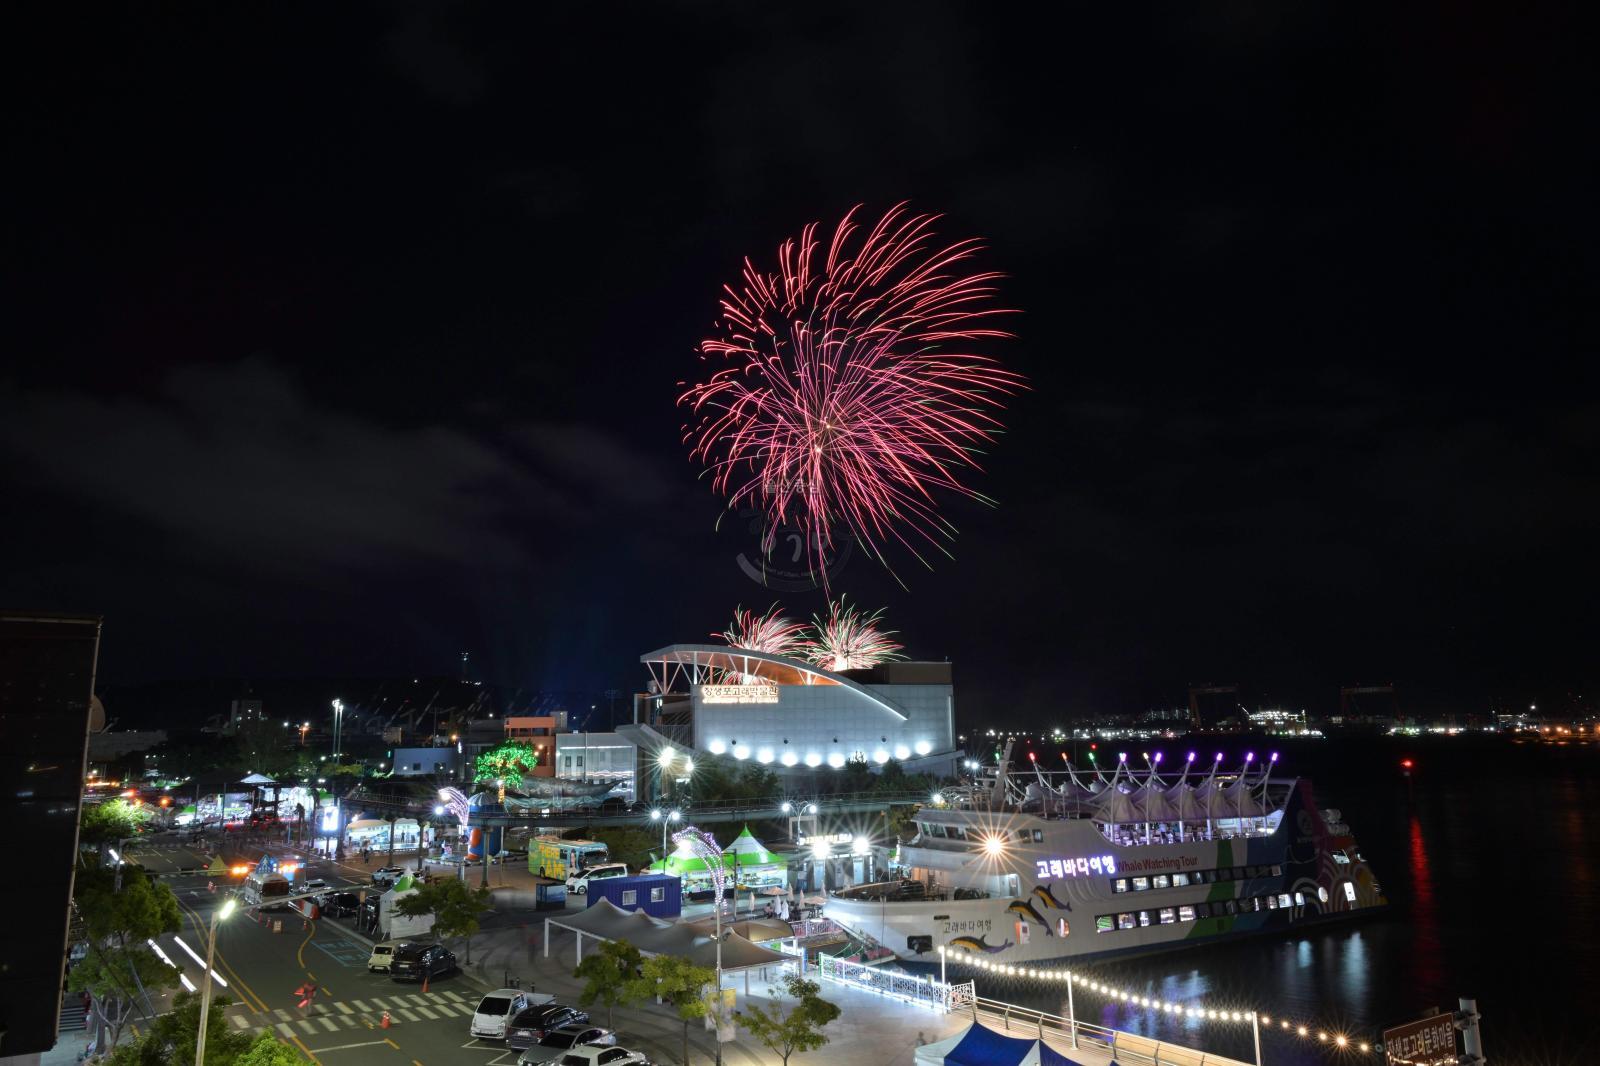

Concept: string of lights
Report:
left=937, top=946, right=1383, bottom=1056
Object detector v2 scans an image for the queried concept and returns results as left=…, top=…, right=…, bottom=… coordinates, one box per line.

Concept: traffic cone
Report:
left=380, top=1011, right=391, bottom=1029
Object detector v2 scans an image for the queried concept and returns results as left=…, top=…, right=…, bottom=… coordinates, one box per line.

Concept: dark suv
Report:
left=388, top=942, right=457, bottom=982
left=506, top=1006, right=589, bottom=1051
left=317, top=891, right=360, bottom=917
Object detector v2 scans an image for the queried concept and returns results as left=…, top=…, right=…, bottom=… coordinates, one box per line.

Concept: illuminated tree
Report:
left=472, top=740, right=539, bottom=789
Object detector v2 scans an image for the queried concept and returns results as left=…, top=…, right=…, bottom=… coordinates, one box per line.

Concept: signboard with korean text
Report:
left=699, top=684, right=780, bottom=704
left=1381, top=1014, right=1457, bottom=1066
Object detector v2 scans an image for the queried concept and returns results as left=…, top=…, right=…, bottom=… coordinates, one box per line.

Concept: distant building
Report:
left=554, top=731, right=638, bottom=803
left=390, top=746, right=463, bottom=778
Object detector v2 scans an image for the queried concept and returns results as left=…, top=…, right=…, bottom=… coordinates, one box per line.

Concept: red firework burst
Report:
left=716, top=604, right=811, bottom=659
left=679, top=203, right=1023, bottom=580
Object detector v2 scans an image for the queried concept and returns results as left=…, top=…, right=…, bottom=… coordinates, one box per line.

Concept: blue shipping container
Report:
left=587, top=874, right=681, bottom=918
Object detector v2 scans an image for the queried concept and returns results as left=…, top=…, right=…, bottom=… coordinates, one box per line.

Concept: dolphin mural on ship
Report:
left=947, top=934, right=1013, bottom=954
left=1031, top=883, right=1070, bottom=911
left=1007, top=898, right=1054, bottom=934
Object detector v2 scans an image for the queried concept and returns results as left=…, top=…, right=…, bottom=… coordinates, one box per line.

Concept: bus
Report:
left=529, top=837, right=608, bottom=881
left=241, top=870, right=291, bottom=909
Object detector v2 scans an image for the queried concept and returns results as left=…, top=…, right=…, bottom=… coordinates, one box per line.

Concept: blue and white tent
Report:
left=913, top=1024, right=1112, bottom=1066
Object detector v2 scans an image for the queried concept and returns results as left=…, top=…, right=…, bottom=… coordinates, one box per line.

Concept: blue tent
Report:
left=913, top=1023, right=1112, bottom=1066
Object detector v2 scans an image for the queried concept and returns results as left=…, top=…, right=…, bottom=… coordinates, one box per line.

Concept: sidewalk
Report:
left=464, top=922, right=968, bottom=1066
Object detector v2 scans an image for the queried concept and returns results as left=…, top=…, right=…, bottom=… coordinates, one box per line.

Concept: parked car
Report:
left=565, top=863, right=629, bottom=895
left=318, top=891, right=360, bottom=917
left=372, top=866, right=408, bottom=887
left=505, top=1007, right=590, bottom=1051
left=553, top=1046, right=648, bottom=1066
left=516, top=1025, right=615, bottom=1065
left=470, top=989, right=550, bottom=1041
left=389, top=942, right=457, bottom=982
left=366, top=941, right=406, bottom=973
left=302, top=878, right=330, bottom=896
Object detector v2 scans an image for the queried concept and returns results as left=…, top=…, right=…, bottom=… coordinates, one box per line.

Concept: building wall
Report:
left=691, top=682, right=952, bottom=768
left=391, top=746, right=461, bottom=777
left=503, top=717, right=558, bottom=776
left=554, top=733, right=638, bottom=801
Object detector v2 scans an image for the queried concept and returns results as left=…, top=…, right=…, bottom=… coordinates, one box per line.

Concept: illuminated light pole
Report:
left=331, top=699, right=344, bottom=760
left=195, top=898, right=236, bottom=1066
left=650, top=808, right=680, bottom=860
left=673, top=826, right=726, bottom=1013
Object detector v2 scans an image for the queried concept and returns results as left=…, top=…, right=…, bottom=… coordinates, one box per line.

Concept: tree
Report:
left=473, top=740, right=539, bottom=789
left=586, top=827, right=659, bottom=871
left=232, top=1031, right=307, bottom=1066
left=103, top=990, right=251, bottom=1066
left=573, top=938, right=645, bottom=1029
left=738, top=974, right=841, bottom=1066
left=628, top=954, right=714, bottom=1066
left=79, top=799, right=153, bottom=846
left=69, top=865, right=183, bottom=1050
left=394, top=878, right=494, bottom=963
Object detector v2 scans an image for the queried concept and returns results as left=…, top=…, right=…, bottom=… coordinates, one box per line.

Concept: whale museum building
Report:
left=635, top=644, right=960, bottom=777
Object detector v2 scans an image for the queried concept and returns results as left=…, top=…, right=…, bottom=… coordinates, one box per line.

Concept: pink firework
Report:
left=717, top=604, right=811, bottom=660
left=680, top=204, right=1022, bottom=580
left=806, top=598, right=904, bottom=672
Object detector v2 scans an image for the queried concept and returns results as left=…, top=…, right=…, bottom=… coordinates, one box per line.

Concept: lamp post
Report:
left=195, top=898, right=236, bottom=1066
left=331, top=699, right=344, bottom=760
left=649, top=808, right=680, bottom=861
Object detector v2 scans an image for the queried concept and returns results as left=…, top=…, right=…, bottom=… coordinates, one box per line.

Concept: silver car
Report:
left=516, top=1024, right=616, bottom=1065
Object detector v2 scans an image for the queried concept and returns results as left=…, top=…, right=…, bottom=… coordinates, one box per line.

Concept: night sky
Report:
left=6, top=5, right=1594, bottom=723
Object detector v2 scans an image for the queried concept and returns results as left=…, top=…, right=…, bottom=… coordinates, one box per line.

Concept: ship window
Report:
left=1265, top=894, right=1277, bottom=909
left=1015, top=829, right=1031, bottom=841
left=1331, top=851, right=1350, bottom=865
left=1217, top=868, right=1233, bottom=881
left=1249, top=865, right=1266, bottom=878
left=1223, top=899, right=1238, bottom=915
left=1252, top=896, right=1263, bottom=911
left=1343, top=882, right=1357, bottom=902
left=1279, top=893, right=1292, bottom=908
left=1317, top=886, right=1330, bottom=903
left=1271, top=865, right=1282, bottom=877
left=1152, top=874, right=1170, bottom=889
left=1131, top=877, right=1149, bottom=892
left=1158, top=908, right=1176, bottom=924
left=1194, top=870, right=1211, bottom=884
left=1138, top=910, right=1152, bottom=927
left=1096, top=915, right=1115, bottom=934
left=1118, top=913, right=1136, bottom=930
left=1178, top=905, right=1196, bottom=922
left=948, top=826, right=967, bottom=840
left=1032, top=830, right=1044, bottom=842
left=1172, top=872, right=1189, bottom=887
left=1294, top=891, right=1306, bottom=907
left=1113, top=879, right=1129, bottom=893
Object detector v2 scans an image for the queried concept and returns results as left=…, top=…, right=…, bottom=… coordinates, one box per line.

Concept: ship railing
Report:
left=970, top=995, right=1252, bottom=1066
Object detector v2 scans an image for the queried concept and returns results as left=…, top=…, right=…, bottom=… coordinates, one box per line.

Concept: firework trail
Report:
left=679, top=203, right=1023, bottom=583
left=807, top=597, right=904, bottom=672
left=715, top=605, right=812, bottom=681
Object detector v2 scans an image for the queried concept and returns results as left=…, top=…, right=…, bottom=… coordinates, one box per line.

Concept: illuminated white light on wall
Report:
left=914, top=740, right=932, bottom=756
left=811, top=839, right=831, bottom=859
left=733, top=744, right=751, bottom=761
left=827, top=752, right=846, bottom=768
left=894, top=745, right=911, bottom=760
left=780, top=751, right=799, bottom=767
left=708, top=739, right=727, bottom=755
left=852, top=836, right=870, bottom=856
left=872, top=749, right=890, bottom=764
left=805, top=752, right=823, bottom=768
left=756, top=748, right=775, bottom=764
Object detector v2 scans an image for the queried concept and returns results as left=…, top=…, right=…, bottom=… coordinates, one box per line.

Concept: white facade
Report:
left=693, top=681, right=953, bottom=770
left=555, top=732, right=638, bottom=801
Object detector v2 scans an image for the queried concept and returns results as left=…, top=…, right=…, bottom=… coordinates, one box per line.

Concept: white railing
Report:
left=970, top=995, right=1254, bottom=1066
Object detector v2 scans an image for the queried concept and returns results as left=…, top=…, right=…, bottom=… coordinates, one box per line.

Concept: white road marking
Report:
left=368, top=997, right=389, bottom=1008
left=229, top=1015, right=249, bottom=1029
left=442, top=990, right=467, bottom=1001
left=413, top=1006, right=439, bottom=1020
left=398, top=1010, right=421, bottom=1022
left=351, top=999, right=371, bottom=1011
left=334, top=1001, right=353, bottom=1014
left=306, top=1041, right=394, bottom=1053
left=275, top=1023, right=296, bottom=1037
left=318, top=1018, right=340, bottom=1032
left=297, top=1020, right=318, bottom=1034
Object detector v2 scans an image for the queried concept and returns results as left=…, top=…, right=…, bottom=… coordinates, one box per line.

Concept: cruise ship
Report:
left=825, top=748, right=1386, bottom=965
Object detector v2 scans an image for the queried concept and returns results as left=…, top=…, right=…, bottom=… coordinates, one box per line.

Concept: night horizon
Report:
left=7, top=5, right=1595, bottom=724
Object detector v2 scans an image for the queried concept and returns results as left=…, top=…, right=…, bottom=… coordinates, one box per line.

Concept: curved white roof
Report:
left=641, top=643, right=910, bottom=721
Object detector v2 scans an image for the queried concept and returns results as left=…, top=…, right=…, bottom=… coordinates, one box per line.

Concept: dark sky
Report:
left=6, top=4, right=1594, bottom=723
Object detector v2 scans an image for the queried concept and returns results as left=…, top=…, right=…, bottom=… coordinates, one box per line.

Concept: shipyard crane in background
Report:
left=1187, top=682, right=1240, bottom=730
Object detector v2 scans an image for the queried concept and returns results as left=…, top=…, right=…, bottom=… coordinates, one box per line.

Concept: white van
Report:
left=565, top=863, right=628, bottom=895
left=241, top=871, right=291, bottom=909
left=471, top=989, right=551, bottom=1041
left=367, top=941, right=405, bottom=973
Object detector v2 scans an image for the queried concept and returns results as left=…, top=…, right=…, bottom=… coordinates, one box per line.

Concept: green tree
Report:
left=69, top=866, right=183, bottom=1050
left=394, top=878, right=494, bottom=963
left=473, top=740, right=539, bottom=789
left=738, top=974, right=841, bottom=1066
left=232, top=1030, right=306, bottom=1066
left=103, top=990, right=251, bottom=1066
left=79, top=799, right=153, bottom=846
left=586, top=827, right=659, bottom=870
left=628, top=954, right=714, bottom=1066
left=572, top=938, right=645, bottom=1028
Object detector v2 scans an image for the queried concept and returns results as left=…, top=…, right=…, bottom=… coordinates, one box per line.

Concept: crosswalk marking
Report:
left=230, top=1015, right=250, bottom=1029
left=398, top=1010, right=421, bottom=1022
left=276, top=1023, right=296, bottom=1038
left=442, top=990, right=466, bottom=1002
left=319, top=1018, right=341, bottom=1032
left=297, top=1020, right=318, bottom=1034
left=334, top=1002, right=353, bottom=1014
left=351, top=999, right=371, bottom=1011
left=433, top=1004, right=464, bottom=1017
left=274, top=1009, right=291, bottom=1021
left=413, top=1006, right=439, bottom=1020
left=369, top=997, right=389, bottom=1008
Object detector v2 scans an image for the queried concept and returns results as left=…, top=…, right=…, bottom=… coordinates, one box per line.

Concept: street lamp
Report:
left=195, top=898, right=236, bottom=1066
left=649, top=808, right=680, bottom=858
left=331, top=699, right=344, bottom=760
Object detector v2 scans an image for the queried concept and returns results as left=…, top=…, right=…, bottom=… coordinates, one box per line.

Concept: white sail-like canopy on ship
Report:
left=1220, top=775, right=1266, bottom=817
left=1134, top=783, right=1177, bottom=822
left=1164, top=781, right=1207, bottom=821
left=1093, top=782, right=1141, bottom=824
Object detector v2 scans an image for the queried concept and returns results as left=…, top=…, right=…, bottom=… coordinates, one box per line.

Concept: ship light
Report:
left=982, top=834, right=1005, bottom=856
